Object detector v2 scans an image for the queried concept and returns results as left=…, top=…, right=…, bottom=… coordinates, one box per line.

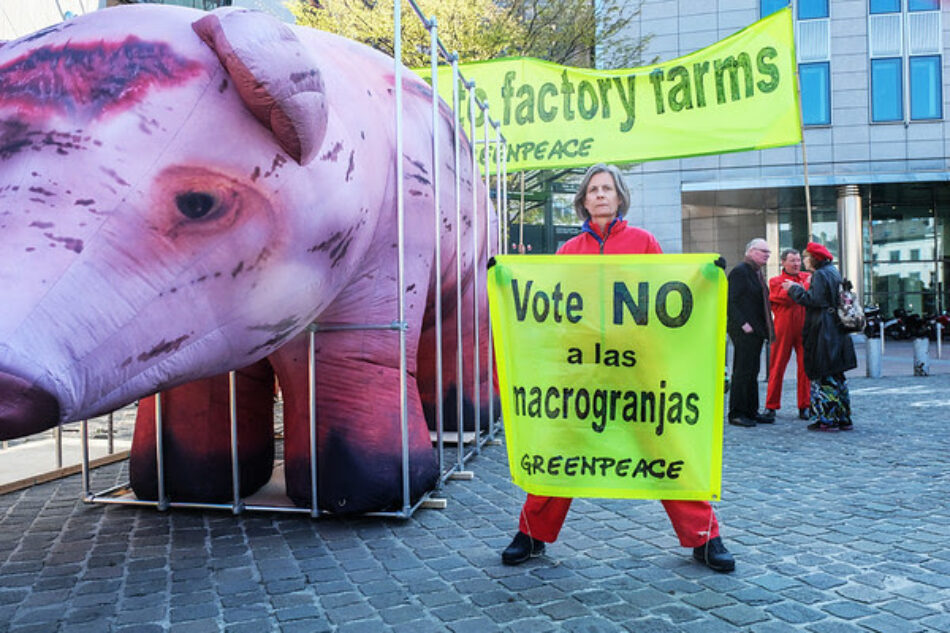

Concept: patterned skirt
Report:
left=810, top=373, right=851, bottom=427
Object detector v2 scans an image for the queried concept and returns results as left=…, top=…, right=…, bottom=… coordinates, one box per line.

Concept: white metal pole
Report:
left=228, top=371, right=242, bottom=514
left=394, top=0, right=411, bottom=514
left=155, top=392, right=168, bottom=511
left=469, top=84, right=481, bottom=452
left=308, top=327, right=319, bottom=518
left=451, top=56, right=464, bottom=469
left=428, top=16, right=445, bottom=481
left=80, top=419, right=90, bottom=498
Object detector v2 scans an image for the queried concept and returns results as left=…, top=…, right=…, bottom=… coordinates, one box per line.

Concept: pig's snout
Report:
left=0, top=370, right=60, bottom=440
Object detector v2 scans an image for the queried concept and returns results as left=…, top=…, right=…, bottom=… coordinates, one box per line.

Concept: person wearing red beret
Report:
left=781, top=242, right=857, bottom=431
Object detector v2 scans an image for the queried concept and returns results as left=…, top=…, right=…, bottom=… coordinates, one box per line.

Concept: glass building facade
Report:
left=605, top=0, right=950, bottom=320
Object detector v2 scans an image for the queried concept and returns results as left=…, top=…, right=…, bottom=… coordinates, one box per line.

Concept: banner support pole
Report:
left=519, top=171, right=525, bottom=252
left=795, top=68, right=813, bottom=241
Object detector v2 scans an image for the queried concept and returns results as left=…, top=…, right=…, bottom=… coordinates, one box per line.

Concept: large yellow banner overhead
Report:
left=487, top=255, right=728, bottom=500
left=425, top=8, right=799, bottom=172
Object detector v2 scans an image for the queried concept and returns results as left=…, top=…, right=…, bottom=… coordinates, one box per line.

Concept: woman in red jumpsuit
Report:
left=501, top=163, right=735, bottom=573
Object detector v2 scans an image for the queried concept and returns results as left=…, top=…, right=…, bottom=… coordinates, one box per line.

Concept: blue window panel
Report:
left=908, top=0, right=939, bottom=11
left=910, top=55, right=942, bottom=119
left=800, top=62, right=831, bottom=125
left=799, top=0, right=829, bottom=19
left=761, top=0, right=790, bottom=17
left=870, top=0, right=900, bottom=13
left=871, top=58, right=903, bottom=122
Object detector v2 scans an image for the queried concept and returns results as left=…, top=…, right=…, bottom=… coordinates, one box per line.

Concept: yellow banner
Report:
left=423, top=8, right=799, bottom=172
left=487, top=254, right=727, bottom=500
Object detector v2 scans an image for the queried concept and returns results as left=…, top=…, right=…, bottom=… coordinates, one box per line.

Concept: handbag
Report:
left=835, top=280, right=865, bottom=333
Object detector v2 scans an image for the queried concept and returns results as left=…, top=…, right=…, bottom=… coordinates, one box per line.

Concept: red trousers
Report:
left=518, top=494, right=719, bottom=547
left=766, top=328, right=810, bottom=410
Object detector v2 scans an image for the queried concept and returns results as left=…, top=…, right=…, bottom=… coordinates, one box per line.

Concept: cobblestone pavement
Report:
left=1, top=372, right=949, bottom=632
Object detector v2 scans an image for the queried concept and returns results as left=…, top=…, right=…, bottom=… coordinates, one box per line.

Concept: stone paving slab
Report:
left=2, top=372, right=950, bottom=632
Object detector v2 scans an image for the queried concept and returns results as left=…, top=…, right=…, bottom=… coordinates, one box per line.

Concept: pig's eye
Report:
left=175, top=192, right=217, bottom=219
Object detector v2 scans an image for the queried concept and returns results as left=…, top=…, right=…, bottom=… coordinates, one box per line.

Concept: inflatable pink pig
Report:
left=0, top=5, right=495, bottom=513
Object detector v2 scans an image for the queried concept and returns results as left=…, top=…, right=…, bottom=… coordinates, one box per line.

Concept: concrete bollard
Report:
left=866, top=336, right=882, bottom=378
left=913, top=338, right=929, bottom=376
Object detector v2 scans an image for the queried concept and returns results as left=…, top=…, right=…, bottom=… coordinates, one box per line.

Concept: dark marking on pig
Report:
left=405, top=156, right=428, bottom=174
left=8, top=23, right=71, bottom=47
left=0, top=121, right=31, bottom=159
left=231, top=261, right=244, bottom=278
left=329, top=229, right=354, bottom=269
left=137, top=334, right=190, bottom=362
left=121, top=357, right=132, bottom=369
left=45, top=234, right=84, bottom=252
left=75, top=199, right=95, bottom=206
left=360, top=131, right=365, bottom=140
left=136, top=114, right=159, bottom=135
left=320, top=142, right=343, bottom=162
left=308, top=230, right=343, bottom=253
left=290, top=70, right=317, bottom=83
left=100, top=167, right=130, bottom=187
left=247, top=318, right=298, bottom=356
left=28, top=186, right=54, bottom=196
left=218, top=78, right=228, bottom=93
left=409, top=189, right=424, bottom=197
left=345, top=151, right=355, bottom=182
left=263, top=154, right=287, bottom=178
left=251, top=166, right=261, bottom=181
left=407, top=284, right=416, bottom=292
left=29, top=221, right=53, bottom=229
left=0, top=37, right=204, bottom=122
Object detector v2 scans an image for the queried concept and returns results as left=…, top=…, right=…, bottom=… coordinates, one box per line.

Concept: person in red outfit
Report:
left=501, top=163, right=735, bottom=573
left=762, top=248, right=812, bottom=421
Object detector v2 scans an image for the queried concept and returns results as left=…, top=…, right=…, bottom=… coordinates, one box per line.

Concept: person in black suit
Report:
left=727, top=238, right=774, bottom=427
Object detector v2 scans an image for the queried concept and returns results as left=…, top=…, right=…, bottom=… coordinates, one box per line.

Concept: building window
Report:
left=868, top=0, right=943, bottom=123
left=870, top=0, right=900, bottom=13
left=798, top=0, right=829, bottom=20
left=761, top=0, right=790, bottom=17
left=800, top=62, right=831, bottom=125
left=872, top=58, right=903, bottom=121
left=889, top=250, right=900, bottom=262
left=795, top=1, right=832, bottom=126
left=908, top=0, right=939, bottom=11
left=909, top=55, right=942, bottom=120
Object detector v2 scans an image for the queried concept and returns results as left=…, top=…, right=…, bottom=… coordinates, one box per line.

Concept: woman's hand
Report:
left=781, top=280, right=800, bottom=291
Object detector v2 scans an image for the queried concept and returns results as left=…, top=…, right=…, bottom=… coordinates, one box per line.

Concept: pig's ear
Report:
left=193, top=9, right=327, bottom=166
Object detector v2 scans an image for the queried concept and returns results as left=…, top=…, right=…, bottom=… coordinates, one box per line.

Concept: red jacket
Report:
left=557, top=218, right=662, bottom=255
left=769, top=269, right=810, bottom=334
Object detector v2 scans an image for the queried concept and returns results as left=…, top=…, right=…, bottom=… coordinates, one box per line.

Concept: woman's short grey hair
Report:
left=572, top=163, right=631, bottom=221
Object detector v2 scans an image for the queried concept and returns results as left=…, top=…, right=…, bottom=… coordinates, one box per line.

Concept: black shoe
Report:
left=807, top=421, right=838, bottom=432
left=799, top=407, right=812, bottom=420
left=756, top=409, right=776, bottom=424
left=728, top=415, right=755, bottom=427
left=692, top=536, right=735, bottom=573
left=502, top=531, right=545, bottom=565
left=838, top=422, right=854, bottom=431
